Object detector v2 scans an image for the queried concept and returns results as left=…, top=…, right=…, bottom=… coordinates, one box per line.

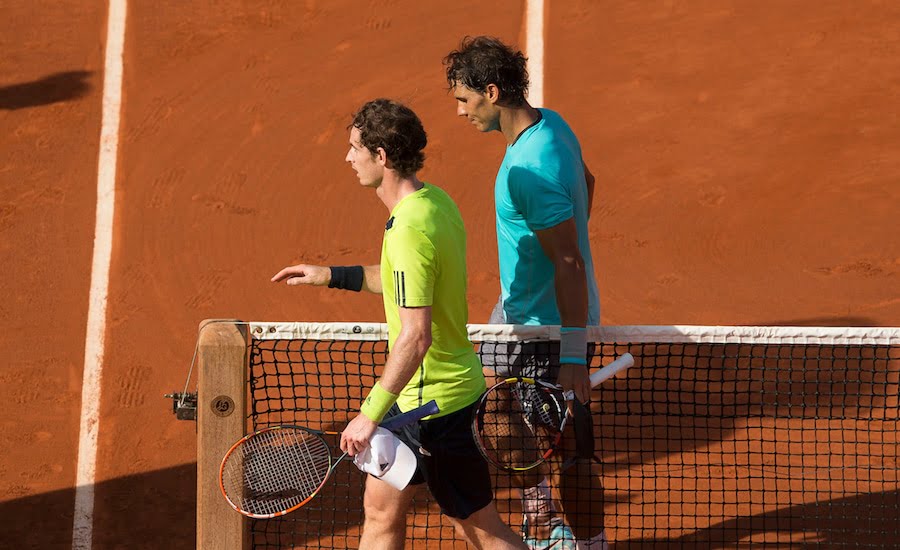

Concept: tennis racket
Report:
left=220, top=399, right=439, bottom=519
left=473, top=352, right=634, bottom=472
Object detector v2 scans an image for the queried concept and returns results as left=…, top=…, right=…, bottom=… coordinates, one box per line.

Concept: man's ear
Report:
left=376, top=147, right=388, bottom=166
left=485, top=83, right=500, bottom=104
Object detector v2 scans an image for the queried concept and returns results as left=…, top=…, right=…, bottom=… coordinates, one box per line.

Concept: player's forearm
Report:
left=360, top=304, right=432, bottom=422
left=378, top=325, right=431, bottom=394
left=535, top=219, right=589, bottom=326
left=362, top=264, right=382, bottom=294
left=358, top=324, right=430, bottom=422
left=553, top=255, right=589, bottom=328
left=555, top=257, right=590, bottom=383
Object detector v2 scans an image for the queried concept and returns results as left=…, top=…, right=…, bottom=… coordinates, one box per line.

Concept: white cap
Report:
left=352, top=427, right=418, bottom=491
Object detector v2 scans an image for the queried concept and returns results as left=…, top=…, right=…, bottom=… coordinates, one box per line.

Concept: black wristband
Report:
left=328, top=266, right=364, bottom=292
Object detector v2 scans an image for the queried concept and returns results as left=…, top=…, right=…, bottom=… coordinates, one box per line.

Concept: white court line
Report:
left=72, top=1, right=127, bottom=549
left=526, top=0, right=545, bottom=107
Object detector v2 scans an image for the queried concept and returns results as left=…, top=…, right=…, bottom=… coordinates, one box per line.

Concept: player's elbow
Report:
left=399, top=306, right=433, bottom=359
left=403, top=325, right=432, bottom=358
left=554, top=249, right=585, bottom=272
left=412, top=331, right=432, bottom=359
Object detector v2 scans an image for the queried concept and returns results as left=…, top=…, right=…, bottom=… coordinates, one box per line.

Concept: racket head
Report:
left=472, top=376, right=567, bottom=472
left=219, top=425, right=334, bottom=519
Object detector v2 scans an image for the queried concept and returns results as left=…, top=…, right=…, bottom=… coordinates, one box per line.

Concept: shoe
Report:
left=522, top=516, right=577, bottom=550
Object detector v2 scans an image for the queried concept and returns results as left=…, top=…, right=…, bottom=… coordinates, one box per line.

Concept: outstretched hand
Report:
left=271, top=264, right=331, bottom=286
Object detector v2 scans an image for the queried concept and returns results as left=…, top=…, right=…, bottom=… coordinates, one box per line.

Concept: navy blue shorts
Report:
left=383, top=401, right=493, bottom=519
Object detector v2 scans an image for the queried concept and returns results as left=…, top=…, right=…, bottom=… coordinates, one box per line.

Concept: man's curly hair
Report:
left=350, top=99, right=426, bottom=177
left=443, top=36, right=530, bottom=106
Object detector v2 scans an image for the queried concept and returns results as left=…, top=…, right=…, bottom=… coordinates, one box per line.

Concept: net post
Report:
left=197, top=319, right=249, bottom=550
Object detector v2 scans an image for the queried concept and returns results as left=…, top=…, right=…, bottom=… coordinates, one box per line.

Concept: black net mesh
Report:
left=244, top=325, right=900, bottom=549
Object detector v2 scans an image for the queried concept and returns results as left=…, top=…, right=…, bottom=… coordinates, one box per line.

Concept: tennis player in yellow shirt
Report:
left=273, top=98, right=525, bottom=550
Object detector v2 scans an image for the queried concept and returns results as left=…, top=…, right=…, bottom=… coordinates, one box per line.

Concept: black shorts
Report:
left=383, top=401, right=493, bottom=520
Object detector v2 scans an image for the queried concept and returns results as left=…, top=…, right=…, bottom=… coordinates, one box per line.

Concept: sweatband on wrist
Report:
left=359, top=382, right=399, bottom=423
left=328, top=265, right=364, bottom=292
left=560, top=326, right=588, bottom=366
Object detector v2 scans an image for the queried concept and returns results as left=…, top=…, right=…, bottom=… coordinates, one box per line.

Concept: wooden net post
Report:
left=196, top=319, right=249, bottom=549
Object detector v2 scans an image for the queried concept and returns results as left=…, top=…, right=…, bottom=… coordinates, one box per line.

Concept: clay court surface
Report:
left=1, top=1, right=899, bottom=548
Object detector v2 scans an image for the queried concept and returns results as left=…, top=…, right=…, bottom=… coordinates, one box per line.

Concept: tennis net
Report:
left=198, top=321, right=900, bottom=549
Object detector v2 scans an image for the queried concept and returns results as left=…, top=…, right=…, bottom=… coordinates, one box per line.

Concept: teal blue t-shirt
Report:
left=494, top=108, right=600, bottom=325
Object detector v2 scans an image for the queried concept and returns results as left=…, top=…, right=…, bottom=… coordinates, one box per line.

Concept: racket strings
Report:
left=249, top=431, right=326, bottom=494
left=477, top=381, right=565, bottom=470
left=223, top=428, right=332, bottom=516
left=515, top=382, right=565, bottom=429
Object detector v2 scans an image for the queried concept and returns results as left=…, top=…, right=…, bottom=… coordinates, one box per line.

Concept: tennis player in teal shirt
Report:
left=445, top=36, right=606, bottom=550
left=494, top=107, right=601, bottom=327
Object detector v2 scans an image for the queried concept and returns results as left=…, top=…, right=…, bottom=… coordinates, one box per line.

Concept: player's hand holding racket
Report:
left=472, top=353, right=633, bottom=472
left=220, top=399, right=438, bottom=519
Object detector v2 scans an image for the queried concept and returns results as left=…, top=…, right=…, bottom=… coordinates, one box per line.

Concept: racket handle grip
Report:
left=380, top=399, right=440, bottom=430
left=589, top=352, right=634, bottom=388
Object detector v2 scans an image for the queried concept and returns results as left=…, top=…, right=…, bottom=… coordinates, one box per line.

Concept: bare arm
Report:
left=535, top=218, right=588, bottom=328
left=361, top=265, right=382, bottom=293
left=271, top=263, right=383, bottom=294
left=340, top=305, right=432, bottom=455
left=535, top=217, right=590, bottom=401
left=376, top=305, right=431, bottom=393
left=583, top=161, right=595, bottom=219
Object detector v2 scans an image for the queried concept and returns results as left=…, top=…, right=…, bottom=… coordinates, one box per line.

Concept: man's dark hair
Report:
left=350, top=99, right=426, bottom=177
left=443, top=36, right=529, bottom=106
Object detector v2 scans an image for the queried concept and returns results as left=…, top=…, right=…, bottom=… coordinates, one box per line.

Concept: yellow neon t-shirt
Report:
left=380, top=183, right=485, bottom=418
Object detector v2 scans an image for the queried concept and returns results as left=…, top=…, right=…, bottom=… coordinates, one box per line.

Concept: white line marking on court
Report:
left=526, top=0, right=545, bottom=107
left=73, top=1, right=127, bottom=549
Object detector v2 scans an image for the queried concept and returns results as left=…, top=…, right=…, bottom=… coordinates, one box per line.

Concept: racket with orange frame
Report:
left=220, top=399, right=439, bottom=519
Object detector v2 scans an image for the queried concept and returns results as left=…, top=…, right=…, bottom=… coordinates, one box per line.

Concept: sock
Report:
left=521, top=478, right=557, bottom=538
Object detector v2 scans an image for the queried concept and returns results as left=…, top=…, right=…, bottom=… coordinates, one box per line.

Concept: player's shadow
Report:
left=0, top=71, right=92, bottom=110
left=250, top=425, right=461, bottom=548
left=594, top=338, right=898, bottom=461
left=0, top=463, right=196, bottom=550
left=0, top=459, right=455, bottom=549
left=611, top=489, right=900, bottom=549
left=591, top=336, right=900, bottom=546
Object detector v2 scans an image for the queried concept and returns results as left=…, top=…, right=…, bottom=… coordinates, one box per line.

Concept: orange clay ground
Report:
left=1, top=1, right=898, bottom=548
